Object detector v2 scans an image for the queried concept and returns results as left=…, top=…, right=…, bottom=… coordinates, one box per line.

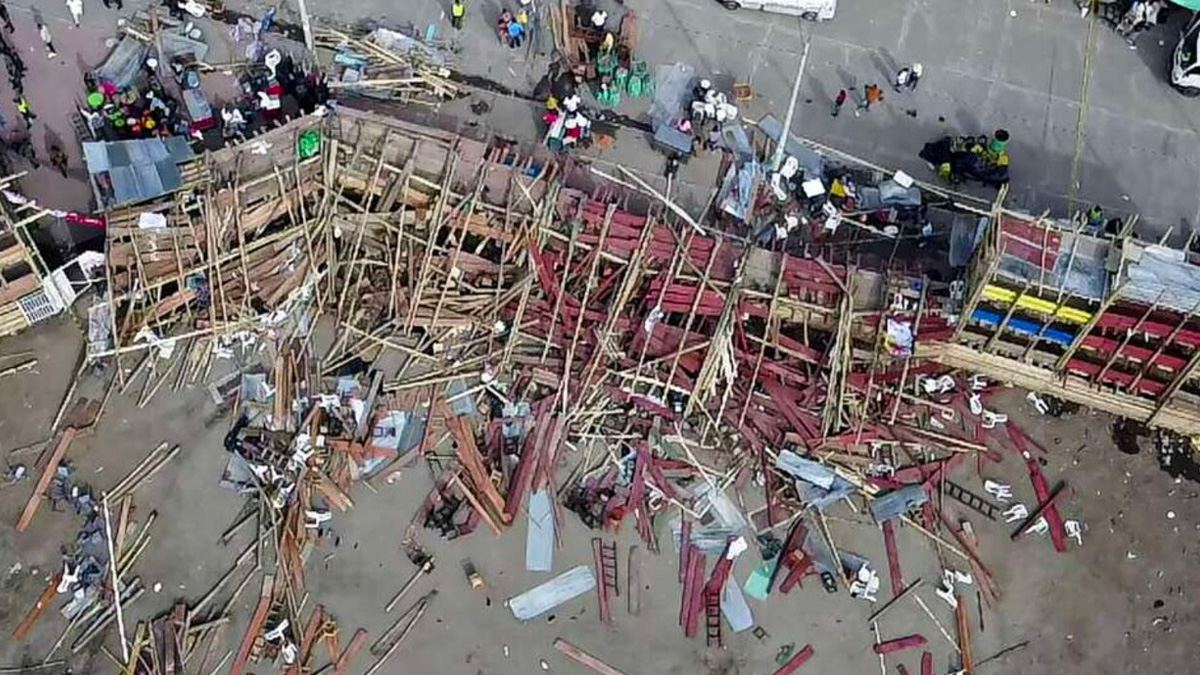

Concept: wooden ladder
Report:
left=592, top=538, right=619, bottom=623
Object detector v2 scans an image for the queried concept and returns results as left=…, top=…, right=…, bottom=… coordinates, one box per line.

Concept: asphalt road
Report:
left=608, top=0, right=1200, bottom=239
left=19, top=0, right=1200, bottom=237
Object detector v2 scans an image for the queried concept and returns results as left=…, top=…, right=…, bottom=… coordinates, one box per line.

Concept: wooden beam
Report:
left=553, top=638, right=630, bottom=675
left=1147, top=347, right=1200, bottom=427
left=228, top=574, right=274, bottom=675
left=12, top=573, right=62, bottom=641
left=921, top=342, right=1200, bottom=435
left=15, top=427, right=78, bottom=531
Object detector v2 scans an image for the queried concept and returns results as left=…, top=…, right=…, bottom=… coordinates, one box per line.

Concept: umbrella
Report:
left=1168, top=0, right=1200, bottom=11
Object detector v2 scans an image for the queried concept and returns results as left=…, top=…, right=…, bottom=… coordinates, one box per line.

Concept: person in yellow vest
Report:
left=15, top=96, right=34, bottom=127
left=451, top=0, right=466, bottom=30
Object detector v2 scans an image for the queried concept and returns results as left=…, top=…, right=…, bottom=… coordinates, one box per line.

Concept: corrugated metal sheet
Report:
left=83, top=138, right=196, bottom=208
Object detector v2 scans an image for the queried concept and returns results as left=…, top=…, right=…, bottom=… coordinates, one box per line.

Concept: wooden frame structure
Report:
left=0, top=173, right=57, bottom=338
left=937, top=188, right=1200, bottom=434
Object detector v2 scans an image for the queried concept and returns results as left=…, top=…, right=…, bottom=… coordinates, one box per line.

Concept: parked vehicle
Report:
left=715, top=0, right=836, bottom=21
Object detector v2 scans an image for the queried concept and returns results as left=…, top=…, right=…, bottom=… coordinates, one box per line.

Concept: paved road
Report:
left=632, top=0, right=1200, bottom=239
left=285, top=0, right=1200, bottom=239
left=17, top=0, right=1200, bottom=239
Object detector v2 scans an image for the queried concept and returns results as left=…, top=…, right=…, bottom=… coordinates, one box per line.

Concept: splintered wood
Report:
left=91, top=107, right=1094, bottom=675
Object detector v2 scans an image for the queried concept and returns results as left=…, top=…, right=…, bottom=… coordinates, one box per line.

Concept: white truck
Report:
left=715, top=0, right=836, bottom=21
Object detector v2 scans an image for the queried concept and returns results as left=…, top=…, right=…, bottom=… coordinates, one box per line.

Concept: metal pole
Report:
left=770, top=33, right=811, bottom=173
left=295, top=0, right=315, bottom=52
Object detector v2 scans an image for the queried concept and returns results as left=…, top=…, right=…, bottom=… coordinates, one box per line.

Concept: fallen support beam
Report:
left=553, top=638, right=630, bottom=675
left=16, top=427, right=79, bottom=532
left=873, top=635, right=928, bottom=655
left=229, top=574, right=274, bottom=675
left=334, top=628, right=369, bottom=675
left=866, top=578, right=922, bottom=626
left=1010, top=481, right=1070, bottom=541
left=12, top=573, right=61, bottom=641
left=881, top=519, right=904, bottom=597
left=769, top=644, right=815, bottom=675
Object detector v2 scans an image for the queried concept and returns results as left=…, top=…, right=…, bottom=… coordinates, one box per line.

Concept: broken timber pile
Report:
left=77, top=105, right=1200, bottom=675
left=314, top=27, right=461, bottom=104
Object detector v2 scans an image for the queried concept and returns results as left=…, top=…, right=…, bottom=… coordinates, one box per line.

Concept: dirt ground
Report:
left=1, top=315, right=1198, bottom=675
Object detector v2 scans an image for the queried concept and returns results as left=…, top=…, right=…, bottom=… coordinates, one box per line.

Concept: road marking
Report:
left=1067, top=5, right=1100, bottom=213
left=746, top=22, right=776, bottom=88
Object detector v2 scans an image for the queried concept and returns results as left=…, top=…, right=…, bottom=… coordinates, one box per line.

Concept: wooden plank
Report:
left=882, top=519, right=904, bottom=597
left=552, top=638, right=630, bottom=675
left=874, top=634, right=927, bottom=655
left=228, top=574, right=274, bottom=675
left=334, top=628, right=369, bottom=675
left=1010, top=481, right=1070, bottom=540
left=12, top=573, right=62, bottom=641
left=769, top=644, right=815, bottom=675
left=439, top=400, right=508, bottom=523
left=0, top=274, right=38, bottom=305
left=15, top=427, right=78, bottom=532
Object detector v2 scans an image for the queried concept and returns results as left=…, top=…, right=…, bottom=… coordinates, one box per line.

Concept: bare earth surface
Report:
left=0, top=316, right=1198, bottom=675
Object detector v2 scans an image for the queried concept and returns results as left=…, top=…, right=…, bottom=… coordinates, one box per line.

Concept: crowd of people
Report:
left=497, top=1, right=533, bottom=49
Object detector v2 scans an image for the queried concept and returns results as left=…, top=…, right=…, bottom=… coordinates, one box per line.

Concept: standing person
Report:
left=66, top=0, right=83, bottom=27
left=507, top=17, right=524, bottom=48
left=15, top=96, right=34, bottom=126
left=831, top=89, right=847, bottom=117
left=497, top=9, right=512, bottom=45
left=38, top=22, right=55, bottom=58
left=0, top=2, right=14, bottom=33
left=49, top=144, right=68, bottom=177
left=857, top=83, right=881, bottom=113
left=894, top=66, right=912, bottom=92
left=907, top=63, right=922, bottom=91
left=706, top=124, right=722, bottom=152
left=451, top=0, right=466, bottom=30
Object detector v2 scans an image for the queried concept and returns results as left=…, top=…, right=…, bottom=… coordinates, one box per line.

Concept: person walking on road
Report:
left=49, top=144, right=68, bottom=177
left=66, top=0, right=83, bottom=27
left=38, top=22, right=56, bottom=58
left=451, top=0, right=466, bottom=30
left=831, top=89, right=847, bottom=117
left=857, top=83, right=882, bottom=114
left=497, top=9, right=512, bottom=45
left=507, top=17, right=524, bottom=48
left=15, top=96, right=34, bottom=127
left=0, top=3, right=14, bottom=33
